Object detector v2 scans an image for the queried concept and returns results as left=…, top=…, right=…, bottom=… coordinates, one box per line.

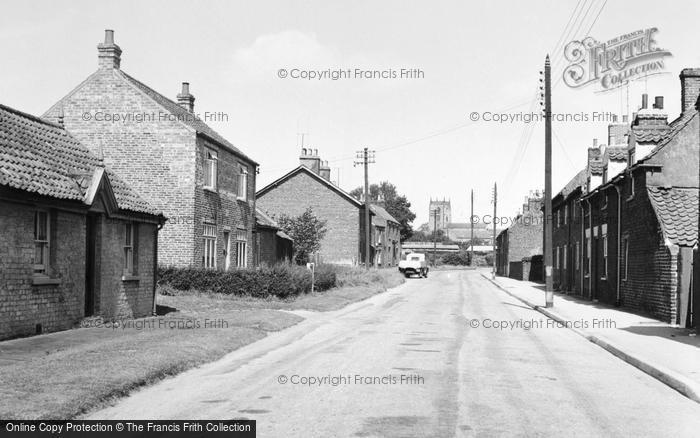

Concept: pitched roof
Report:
left=0, top=103, right=161, bottom=216
left=555, top=168, right=587, bottom=201
left=637, top=110, right=698, bottom=163
left=370, top=204, right=399, bottom=225
left=647, top=186, right=698, bottom=247
left=257, top=165, right=364, bottom=208
left=118, top=71, right=257, bottom=165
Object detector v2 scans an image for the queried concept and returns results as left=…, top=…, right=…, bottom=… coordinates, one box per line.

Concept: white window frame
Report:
left=237, top=165, right=248, bottom=201
left=564, top=204, right=568, bottom=225
left=223, top=231, right=231, bottom=271
left=585, top=229, right=591, bottom=276
left=555, top=246, right=560, bottom=271
left=563, top=245, right=568, bottom=270
left=204, top=149, right=218, bottom=190
left=124, top=223, right=135, bottom=275
left=203, top=223, right=217, bottom=269
left=34, top=210, right=50, bottom=275
left=235, top=229, right=247, bottom=268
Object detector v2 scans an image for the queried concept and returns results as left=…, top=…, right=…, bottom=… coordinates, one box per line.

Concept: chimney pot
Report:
left=176, top=82, right=195, bottom=113
left=622, top=115, right=629, bottom=123
left=593, top=138, right=598, bottom=147
left=97, top=29, right=122, bottom=70
left=654, top=96, right=664, bottom=110
left=641, top=93, right=648, bottom=109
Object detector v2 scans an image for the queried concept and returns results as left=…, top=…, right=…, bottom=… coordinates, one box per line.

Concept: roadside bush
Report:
left=313, top=264, right=338, bottom=291
left=440, top=251, right=471, bottom=266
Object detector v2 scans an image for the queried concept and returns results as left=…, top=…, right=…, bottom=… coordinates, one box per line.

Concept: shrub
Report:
left=313, top=264, right=338, bottom=292
left=440, top=251, right=472, bottom=266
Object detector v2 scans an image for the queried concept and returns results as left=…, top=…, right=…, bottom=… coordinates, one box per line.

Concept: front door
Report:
left=85, top=214, right=98, bottom=316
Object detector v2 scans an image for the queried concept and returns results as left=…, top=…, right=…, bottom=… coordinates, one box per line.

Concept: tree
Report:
left=275, top=207, right=328, bottom=265
left=349, top=181, right=416, bottom=241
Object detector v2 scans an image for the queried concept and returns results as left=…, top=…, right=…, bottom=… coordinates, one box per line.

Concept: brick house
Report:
left=551, top=118, right=629, bottom=295
left=579, top=85, right=699, bottom=327
left=256, top=148, right=373, bottom=265
left=495, top=193, right=543, bottom=280
left=0, top=103, right=164, bottom=340
left=254, top=208, right=293, bottom=266
left=369, top=204, right=402, bottom=267
left=42, top=30, right=257, bottom=269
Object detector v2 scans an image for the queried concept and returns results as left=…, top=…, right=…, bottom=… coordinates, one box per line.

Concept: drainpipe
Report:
left=585, top=198, right=593, bottom=299
left=614, top=184, right=622, bottom=306
left=152, top=221, right=164, bottom=316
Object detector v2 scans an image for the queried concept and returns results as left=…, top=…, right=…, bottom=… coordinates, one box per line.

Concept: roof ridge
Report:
left=0, top=103, right=65, bottom=130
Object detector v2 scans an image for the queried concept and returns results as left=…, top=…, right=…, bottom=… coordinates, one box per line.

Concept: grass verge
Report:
left=0, top=303, right=301, bottom=420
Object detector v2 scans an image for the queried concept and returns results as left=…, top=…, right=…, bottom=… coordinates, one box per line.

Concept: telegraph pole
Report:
left=470, top=189, right=474, bottom=266
left=355, top=148, right=375, bottom=270
left=492, top=182, right=497, bottom=279
left=543, top=55, right=554, bottom=307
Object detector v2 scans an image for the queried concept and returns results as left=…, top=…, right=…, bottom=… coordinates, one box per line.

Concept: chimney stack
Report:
left=319, top=160, right=331, bottom=181
left=680, top=68, right=700, bottom=113
left=177, top=82, right=195, bottom=113
left=641, top=94, right=648, bottom=109
left=299, top=148, right=321, bottom=174
left=97, top=30, right=122, bottom=69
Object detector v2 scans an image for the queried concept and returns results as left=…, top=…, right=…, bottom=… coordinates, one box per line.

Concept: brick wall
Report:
left=618, top=171, right=678, bottom=322
left=0, top=202, right=84, bottom=340
left=97, top=218, right=156, bottom=319
left=194, top=137, right=255, bottom=269
left=257, top=171, right=360, bottom=265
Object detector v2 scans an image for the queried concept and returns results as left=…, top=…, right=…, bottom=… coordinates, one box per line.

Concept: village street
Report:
left=87, top=269, right=700, bottom=437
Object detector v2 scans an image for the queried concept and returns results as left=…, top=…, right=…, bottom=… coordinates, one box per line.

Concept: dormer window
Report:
left=204, top=149, right=218, bottom=190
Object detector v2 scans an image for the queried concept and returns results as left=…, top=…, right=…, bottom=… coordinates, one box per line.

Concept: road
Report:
left=87, top=269, right=700, bottom=437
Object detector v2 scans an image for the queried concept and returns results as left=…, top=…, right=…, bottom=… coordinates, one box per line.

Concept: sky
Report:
left=2, top=0, right=699, bottom=227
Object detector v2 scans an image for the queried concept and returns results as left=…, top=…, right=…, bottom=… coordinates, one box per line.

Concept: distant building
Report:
left=369, top=204, right=402, bottom=267
left=428, top=198, right=451, bottom=231
left=257, top=149, right=374, bottom=265
left=495, top=192, right=543, bottom=280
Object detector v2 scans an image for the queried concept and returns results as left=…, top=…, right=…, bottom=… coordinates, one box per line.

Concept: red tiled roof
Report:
left=647, top=186, right=698, bottom=247
left=119, top=71, right=257, bottom=165
left=0, top=103, right=160, bottom=216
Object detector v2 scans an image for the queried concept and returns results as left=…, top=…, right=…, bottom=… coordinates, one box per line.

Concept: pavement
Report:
left=483, top=273, right=700, bottom=404
left=82, top=269, right=700, bottom=437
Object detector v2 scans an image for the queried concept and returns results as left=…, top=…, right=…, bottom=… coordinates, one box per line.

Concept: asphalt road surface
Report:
left=87, top=269, right=700, bottom=437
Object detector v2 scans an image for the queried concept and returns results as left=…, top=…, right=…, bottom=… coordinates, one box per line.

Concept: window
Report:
left=235, top=229, right=247, bottom=268
left=204, top=150, right=218, bottom=190
left=223, top=231, right=231, bottom=271
left=602, top=193, right=608, bottom=209
left=622, top=237, right=629, bottom=281
left=628, top=174, right=635, bottom=200
left=34, top=211, right=50, bottom=275
left=203, top=224, right=217, bottom=269
left=563, top=245, right=568, bottom=270
left=602, top=225, right=608, bottom=279
left=574, top=241, right=580, bottom=270
left=564, top=204, right=568, bottom=225
left=124, top=223, right=136, bottom=275
left=555, top=247, right=560, bottom=271
left=237, top=165, right=248, bottom=201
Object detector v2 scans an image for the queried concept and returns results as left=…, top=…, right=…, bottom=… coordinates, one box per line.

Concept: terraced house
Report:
left=0, top=104, right=164, bottom=340
left=43, top=30, right=257, bottom=269
left=550, top=68, right=700, bottom=328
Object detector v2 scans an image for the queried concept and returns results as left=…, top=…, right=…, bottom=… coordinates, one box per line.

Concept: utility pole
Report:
left=470, top=189, right=474, bottom=267
left=492, top=182, right=497, bottom=279
left=542, top=55, right=554, bottom=307
left=355, top=148, right=375, bottom=270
